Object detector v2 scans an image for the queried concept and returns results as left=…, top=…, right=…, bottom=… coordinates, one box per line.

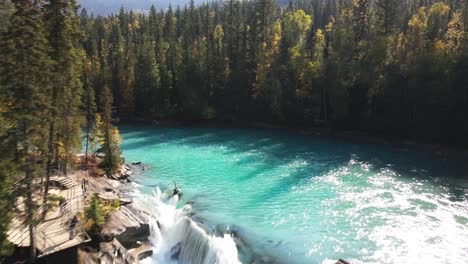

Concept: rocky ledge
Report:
left=100, top=206, right=150, bottom=249
left=71, top=162, right=152, bottom=264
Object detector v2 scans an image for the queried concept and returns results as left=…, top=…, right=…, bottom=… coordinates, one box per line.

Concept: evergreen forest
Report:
left=1, top=0, right=468, bottom=260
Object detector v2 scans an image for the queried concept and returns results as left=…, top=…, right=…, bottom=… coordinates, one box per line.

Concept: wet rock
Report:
left=336, top=259, right=351, bottom=264
left=119, top=198, right=132, bottom=206
left=127, top=242, right=153, bottom=263
left=214, top=224, right=231, bottom=236
left=170, top=242, right=182, bottom=259
left=99, top=239, right=127, bottom=264
left=131, top=162, right=142, bottom=165
left=214, top=223, right=243, bottom=238
left=100, top=206, right=150, bottom=249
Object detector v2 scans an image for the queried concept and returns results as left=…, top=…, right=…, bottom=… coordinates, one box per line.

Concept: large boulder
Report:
left=127, top=242, right=153, bottom=263
left=171, top=242, right=182, bottom=259
left=99, top=239, right=127, bottom=264
left=100, top=206, right=150, bottom=249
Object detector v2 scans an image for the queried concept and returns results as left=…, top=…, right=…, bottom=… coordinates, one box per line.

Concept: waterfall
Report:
left=135, top=187, right=241, bottom=264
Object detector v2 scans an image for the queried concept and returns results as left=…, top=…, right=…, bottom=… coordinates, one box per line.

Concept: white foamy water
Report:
left=133, top=188, right=241, bottom=264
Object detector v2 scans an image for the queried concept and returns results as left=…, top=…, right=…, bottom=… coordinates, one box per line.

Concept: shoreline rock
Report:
left=127, top=242, right=153, bottom=262
left=71, top=162, right=152, bottom=263
left=100, top=206, right=150, bottom=249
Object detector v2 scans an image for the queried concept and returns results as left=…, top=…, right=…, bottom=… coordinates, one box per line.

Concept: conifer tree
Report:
left=0, top=0, right=15, bottom=257
left=99, top=85, right=123, bottom=175
left=1, top=0, right=53, bottom=260
left=375, top=0, right=401, bottom=35
left=83, top=59, right=97, bottom=167
left=43, top=0, right=84, bottom=213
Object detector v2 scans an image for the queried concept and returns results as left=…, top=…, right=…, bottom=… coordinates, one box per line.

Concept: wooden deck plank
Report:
left=7, top=176, right=91, bottom=257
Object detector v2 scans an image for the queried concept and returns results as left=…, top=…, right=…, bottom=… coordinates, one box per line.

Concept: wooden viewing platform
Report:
left=7, top=175, right=91, bottom=258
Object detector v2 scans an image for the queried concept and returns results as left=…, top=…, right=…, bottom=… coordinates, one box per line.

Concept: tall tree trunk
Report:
left=105, top=122, right=112, bottom=175
left=42, top=122, right=54, bottom=220
left=85, top=95, right=91, bottom=168
left=85, top=122, right=90, bottom=168
left=27, top=178, right=36, bottom=263
left=23, top=122, right=36, bottom=262
left=64, top=116, right=69, bottom=176
left=54, top=143, right=60, bottom=172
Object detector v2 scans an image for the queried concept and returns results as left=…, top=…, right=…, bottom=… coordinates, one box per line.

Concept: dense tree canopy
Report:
left=78, top=0, right=468, bottom=143
left=0, top=0, right=122, bottom=260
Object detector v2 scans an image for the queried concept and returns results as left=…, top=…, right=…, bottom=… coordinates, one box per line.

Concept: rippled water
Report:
left=119, top=125, right=468, bottom=263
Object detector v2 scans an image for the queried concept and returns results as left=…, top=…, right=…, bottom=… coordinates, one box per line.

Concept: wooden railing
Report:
left=8, top=191, right=86, bottom=249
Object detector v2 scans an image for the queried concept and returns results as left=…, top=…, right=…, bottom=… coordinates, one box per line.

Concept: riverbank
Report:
left=70, top=161, right=153, bottom=263
left=74, top=159, right=247, bottom=264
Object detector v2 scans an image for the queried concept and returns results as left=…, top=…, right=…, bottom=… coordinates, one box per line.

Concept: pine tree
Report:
left=99, top=85, right=123, bottom=175
left=252, top=0, right=280, bottom=118
left=83, top=59, right=97, bottom=167
left=375, top=0, right=401, bottom=35
left=43, top=0, right=84, bottom=214
left=1, top=0, right=53, bottom=260
left=134, top=38, right=161, bottom=116
left=353, top=0, right=369, bottom=43
left=0, top=0, right=15, bottom=257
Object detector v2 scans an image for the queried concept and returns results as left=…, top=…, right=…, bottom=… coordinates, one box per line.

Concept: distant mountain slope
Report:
left=78, top=0, right=191, bottom=15
left=78, top=0, right=293, bottom=15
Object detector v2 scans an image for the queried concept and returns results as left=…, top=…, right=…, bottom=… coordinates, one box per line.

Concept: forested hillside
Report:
left=79, top=0, right=468, bottom=143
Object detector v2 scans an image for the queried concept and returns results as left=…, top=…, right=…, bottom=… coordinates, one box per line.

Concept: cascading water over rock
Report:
left=135, top=187, right=241, bottom=264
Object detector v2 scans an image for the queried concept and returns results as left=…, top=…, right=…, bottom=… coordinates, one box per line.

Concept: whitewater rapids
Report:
left=134, top=187, right=241, bottom=264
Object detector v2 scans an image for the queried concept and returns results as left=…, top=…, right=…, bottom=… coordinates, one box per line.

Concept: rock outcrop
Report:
left=70, top=162, right=154, bottom=263
left=127, top=243, right=153, bottom=263
left=108, top=164, right=133, bottom=182
left=99, top=239, right=127, bottom=264
left=100, top=205, right=150, bottom=249
left=171, top=242, right=182, bottom=259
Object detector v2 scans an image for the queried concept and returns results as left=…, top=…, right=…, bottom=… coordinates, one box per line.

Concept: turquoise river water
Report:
left=119, top=125, right=468, bottom=264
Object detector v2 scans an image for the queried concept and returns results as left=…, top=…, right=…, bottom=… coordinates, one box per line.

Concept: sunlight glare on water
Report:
left=120, top=126, right=468, bottom=263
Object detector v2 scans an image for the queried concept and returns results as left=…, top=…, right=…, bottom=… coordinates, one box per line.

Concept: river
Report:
left=119, top=125, right=468, bottom=264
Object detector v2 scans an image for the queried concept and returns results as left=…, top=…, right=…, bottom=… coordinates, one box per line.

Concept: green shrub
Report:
left=84, top=194, right=105, bottom=235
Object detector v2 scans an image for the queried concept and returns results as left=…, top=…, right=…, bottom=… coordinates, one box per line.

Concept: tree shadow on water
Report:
left=119, top=125, right=468, bottom=202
